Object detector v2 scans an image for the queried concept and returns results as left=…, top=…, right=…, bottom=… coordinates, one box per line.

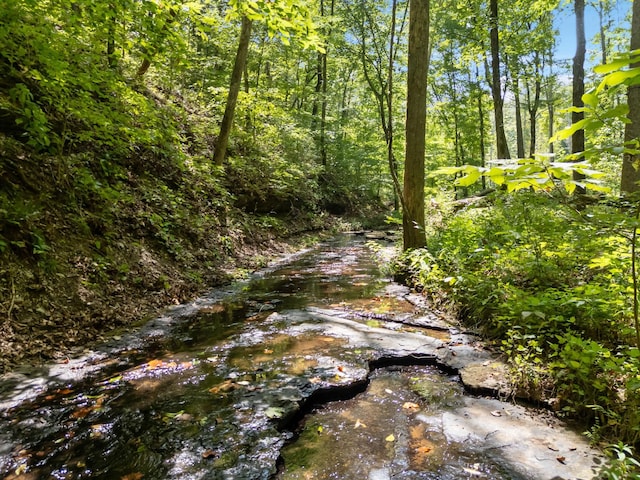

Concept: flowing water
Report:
left=0, top=234, right=603, bottom=480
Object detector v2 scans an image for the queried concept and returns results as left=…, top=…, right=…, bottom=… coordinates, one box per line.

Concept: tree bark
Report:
left=571, top=0, right=586, bottom=192
left=621, top=0, right=640, bottom=194
left=403, top=0, right=429, bottom=251
left=213, top=16, right=253, bottom=167
left=527, top=52, right=542, bottom=158
left=513, top=76, right=525, bottom=158
left=489, top=0, right=510, bottom=160
left=476, top=65, right=487, bottom=190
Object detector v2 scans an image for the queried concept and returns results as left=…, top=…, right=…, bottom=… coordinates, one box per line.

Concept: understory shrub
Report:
left=398, top=191, right=640, bottom=448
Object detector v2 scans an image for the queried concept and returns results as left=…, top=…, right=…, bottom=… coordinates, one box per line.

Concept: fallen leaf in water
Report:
left=337, top=366, right=345, bottom=372
left=490, top=410, right=502, bottom=417
left=309, top=377, right=322, bottom=384
left=202, top=449, right=217, bottom=459
left=14, top=464, right=27, bottom=475
left=415, top=445, right=432, bottom=455
left=385, top=434, right=395, bottom=442
left=402, top=402, right=420, bottom=412
left=354, top=419, right=367, bottom=429
left=263, top=349, right=274, bottom=354
left=72, top=406, right=96, bottom=419
left=385, top=389, right=393, bottom=394
left=317, top=425, right=324, bottom=434
left=209, top=380, right=236, bottom=394
left=120, top=473, right=144, bottom=480
left=557, top=456, right=566, bottom=464
left=147, top=359, right=163, bottom=369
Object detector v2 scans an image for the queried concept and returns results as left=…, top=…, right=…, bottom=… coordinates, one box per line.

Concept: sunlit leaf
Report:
left=385, top=434, right=395, bottom=442
left=455, top=169, right=481, bottom=187
left=354, top=419, right=367, bottom=429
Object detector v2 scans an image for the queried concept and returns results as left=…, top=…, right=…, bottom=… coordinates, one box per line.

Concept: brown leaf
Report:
left=202, top=449, right=218, bottom=459
left=402, top=402, right=420, bottom=412
left=147, top=359, right=163, bottom=369
left=120, top=473, right=144, bottom=480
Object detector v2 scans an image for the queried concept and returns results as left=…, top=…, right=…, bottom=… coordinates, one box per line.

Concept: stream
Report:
left=0, top=234, right=604, bottom=480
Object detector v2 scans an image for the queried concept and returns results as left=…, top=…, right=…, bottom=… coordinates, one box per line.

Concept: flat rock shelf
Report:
left=0, top=234, right=604, bottom=480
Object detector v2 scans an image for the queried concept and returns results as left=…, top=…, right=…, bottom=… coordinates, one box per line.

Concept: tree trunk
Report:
left=597, top=0, right=608, bottom=65
left=107, top=3, right=117, bottom=68
left=571, top=0, right=586, bottom=192
left=528, top=52, right=542, bottom=158
left=545, top=50, right=555, bottom=155
left=513, top=76, right=525, bottom=158
left=621, top=0, right=640, bottom=194
left=476, top=65, right=487, bottom=190
left=489, top=0, right=510, bottom=160
left=388, top=0, right=402, bottom=211
left=403, top=0, right=429, bottom=251
left=213, top=16, right=253, bottom=167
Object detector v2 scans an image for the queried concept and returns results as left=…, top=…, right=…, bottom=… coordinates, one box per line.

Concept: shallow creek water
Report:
left=0, top=234, right=603, bottom=480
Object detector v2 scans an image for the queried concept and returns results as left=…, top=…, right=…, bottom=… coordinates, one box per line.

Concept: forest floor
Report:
left=0, top=220, right=342, bottom=374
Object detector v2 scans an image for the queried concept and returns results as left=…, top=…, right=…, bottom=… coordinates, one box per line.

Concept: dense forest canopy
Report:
left=4, top=0, right=640, bottom=473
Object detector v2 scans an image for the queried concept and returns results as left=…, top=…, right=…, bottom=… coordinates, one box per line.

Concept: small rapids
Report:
left=0, top=234, right=603, bottom=480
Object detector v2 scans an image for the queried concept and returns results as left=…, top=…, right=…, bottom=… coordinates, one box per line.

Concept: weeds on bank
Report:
left=397, top=192, right=640, bottom=451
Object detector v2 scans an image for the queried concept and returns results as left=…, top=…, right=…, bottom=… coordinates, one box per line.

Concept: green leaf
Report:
left=593, top=57, right=633, bottom=75
left=596, top=67, right=640, bottom=93
left=456, top=169, right=481, bottom=187
left=582, top=92, right=598, bottom=109
left=550, top=118, right=597, bottom=142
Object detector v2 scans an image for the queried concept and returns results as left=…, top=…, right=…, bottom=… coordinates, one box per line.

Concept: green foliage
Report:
left=396, top=191, right=640, bottom=445
left=598, top=443, right=640, bottom=480
left=432, top=157, right=610, bottom=195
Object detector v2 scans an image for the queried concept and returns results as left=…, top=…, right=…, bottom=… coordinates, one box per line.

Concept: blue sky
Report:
left=553, top=0, right=631, bottom=65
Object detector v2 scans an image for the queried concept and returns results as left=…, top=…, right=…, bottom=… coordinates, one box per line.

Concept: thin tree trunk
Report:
left=572, top=0, right=586, bottom=192
left=489, top=0, right=510, bottom=160
left=513, top=76, right=525, bottom=158
left=545, top=50, right=555, bottom=155
left=528, top=52, right=542, bottom=158
left=403, top=0, right=429, bottom=251
left=475, top=65, right=487, bottom=190
left=621, top=0, right=640, bottom=194
left=213, top=16, right=253, bottom=167
left=597, top=0, right=608, bottom=65
left=107, top=3, right=117, bottom=68
left=388, top=0, right=401, bottom=211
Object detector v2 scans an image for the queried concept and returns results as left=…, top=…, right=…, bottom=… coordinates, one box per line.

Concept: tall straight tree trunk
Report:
left=388, top=0, right=401, bottom=211
left=597, top=0, right=608, bottom=65
left=621, top=0, right=640, bottom=194
left=319, top=0, right=334, bottom=167
left=107, top=3, right=117, bottom=68
left=403, top=0, right=429, bottom=251
left=572, top=0, right=586, bottom=192
left=475, top=66, right=487, bottom=190
left=489, top=0, right=510, bottom=160
left=527, top=52, right=542, bottom=158
left=545, top=50, right=555, bottom=155
left=213, top=16, right=253, bottom=167
left=513, top=76, right=525, bottom=158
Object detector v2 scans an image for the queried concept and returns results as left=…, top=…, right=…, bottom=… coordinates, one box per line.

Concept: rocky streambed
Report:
left=0, top=234, right=604, bottom=479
